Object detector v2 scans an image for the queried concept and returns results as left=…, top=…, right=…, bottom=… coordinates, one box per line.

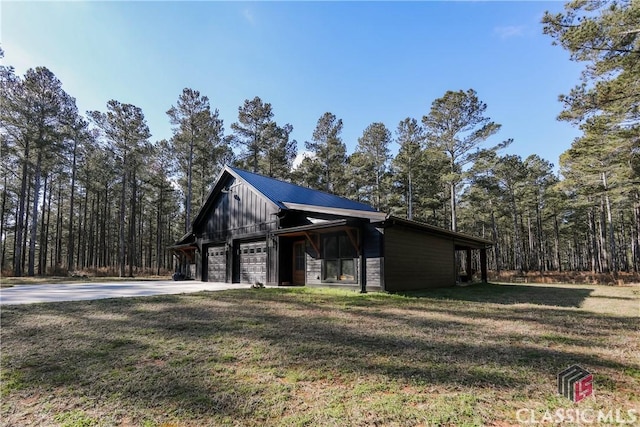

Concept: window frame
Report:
left=321, top=232, right=358, bottom=284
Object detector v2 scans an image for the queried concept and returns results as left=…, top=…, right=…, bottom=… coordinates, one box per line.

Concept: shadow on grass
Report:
left=396, top=282, right=594, bottom=308
left=1, top=287, right=638, bottom=425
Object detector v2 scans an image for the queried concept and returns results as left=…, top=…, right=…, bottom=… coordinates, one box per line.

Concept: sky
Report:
left=1, top=1, right=583, bottom=170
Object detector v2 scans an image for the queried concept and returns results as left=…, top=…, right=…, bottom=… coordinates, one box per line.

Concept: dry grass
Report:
left=489, top=270, right=640, bottom=286
left=1, top=283, right=638, bottom=426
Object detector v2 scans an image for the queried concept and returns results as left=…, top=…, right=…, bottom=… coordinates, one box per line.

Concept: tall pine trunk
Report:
left=14, top=140, right=30, bottom=276
left=28, top=150, right=42, bottom=276
left=67, top=136, right=78, bottom=272
left=119, top=155, right=127, bottom=278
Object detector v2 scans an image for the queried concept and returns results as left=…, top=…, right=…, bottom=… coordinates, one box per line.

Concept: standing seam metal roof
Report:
left=228, top=167, right=378, bottom=213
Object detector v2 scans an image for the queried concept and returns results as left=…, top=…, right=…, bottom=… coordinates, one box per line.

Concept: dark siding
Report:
left=194, top=176, right=279, bottom=283
left=198, top=178, right=279, bottom=242
left=363, top=225, right=383, bottom=289
left=384, top=225, right=455, bottom=291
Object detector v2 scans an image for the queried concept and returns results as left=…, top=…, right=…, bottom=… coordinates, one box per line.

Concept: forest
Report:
left=1, top=1, right=638, bottom=281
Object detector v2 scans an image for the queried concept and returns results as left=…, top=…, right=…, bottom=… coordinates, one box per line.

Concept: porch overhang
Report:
left=167, top=232, right=198, bottom=263
left=271, top=219, right=363, bottom=237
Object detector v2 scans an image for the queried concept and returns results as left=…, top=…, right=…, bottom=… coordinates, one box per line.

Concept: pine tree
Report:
left=88, top=101, right=151, bottom=277
left=352, top=123, right=391, bottom=210
left=303, top=112, right=348, bottom=195
left=422, top=89, right=508, bottom=232
left=167, top=88, right=227, bottom=232
left=231, top=96, right=274, bottom=173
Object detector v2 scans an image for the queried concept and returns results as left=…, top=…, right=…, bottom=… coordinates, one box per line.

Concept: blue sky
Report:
left=1, top=1, right=582, bottom=169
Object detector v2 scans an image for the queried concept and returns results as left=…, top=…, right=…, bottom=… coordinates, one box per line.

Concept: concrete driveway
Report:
left=0, top=280, right=252, bottom=305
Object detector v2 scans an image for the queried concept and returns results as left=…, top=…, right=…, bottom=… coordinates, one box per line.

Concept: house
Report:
left=169, top=166, right=492, bottom=292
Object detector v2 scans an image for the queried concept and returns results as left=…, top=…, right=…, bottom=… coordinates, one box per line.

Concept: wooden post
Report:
left=360, top=226, right=367, bottom=293
left=466, top=248, right=472, bottom=281
left=480, top=248, right=488, bottom=283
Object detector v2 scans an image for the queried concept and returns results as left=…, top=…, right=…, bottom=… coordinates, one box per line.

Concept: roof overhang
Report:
left=272, top=219, right=363, bottom=237
left=383, top=216, right=493, bottom=249
left=282, top=202, right=388, bottom=221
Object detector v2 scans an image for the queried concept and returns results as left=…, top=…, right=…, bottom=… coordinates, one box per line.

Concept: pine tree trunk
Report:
left=14, top=140, right=30, bottom=276
left=22, top=172, right=32, bottom=275
left=156, top=185, right=163, bottom=276
left=0, top=173, right=8, bottom=271
left=128, top=169, right=136, bottom=277
left=43, top=180, right=53, bottom=275
left=55, top=180, right=63, bottom=269
left=186, top=137, right=194, bottom=233
left=38, top=174, right=48, bottom=275
left=601, top=172, right=617, bottom=275
left=450, top=181, right=457, bottom=232
left=554, top=211, right=561, bottom=272
left=119, top=164, right=127, bottom=278
left=67, top=137, right=78, bottom=272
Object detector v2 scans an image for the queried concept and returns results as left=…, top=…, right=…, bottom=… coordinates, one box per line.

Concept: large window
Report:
left=322, top=232, right=357, bottom=283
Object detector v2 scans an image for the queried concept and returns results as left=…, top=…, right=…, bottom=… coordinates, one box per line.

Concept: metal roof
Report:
left=228, top=166, right=378, bottom=213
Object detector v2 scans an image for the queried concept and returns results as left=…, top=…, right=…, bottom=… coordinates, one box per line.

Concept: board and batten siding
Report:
left=383, top=225, right=455, bottom=291
left=203, top=178, right=279, bottom=241
left=195, top=176, right=280, bottom=282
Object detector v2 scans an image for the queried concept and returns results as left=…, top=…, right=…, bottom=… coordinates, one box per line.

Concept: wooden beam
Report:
left=303, top=232, right=320, bottom=256
left=345, top=228, right=360, bottom=255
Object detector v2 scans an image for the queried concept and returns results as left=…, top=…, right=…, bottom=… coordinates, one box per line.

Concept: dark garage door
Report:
left=207, top=246, right=226, bottom=282
left=239, top=241, right=267, bottom=285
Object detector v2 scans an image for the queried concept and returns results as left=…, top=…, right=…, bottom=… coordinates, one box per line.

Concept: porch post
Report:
left=466, top=247, right=472, bottom=281
left=360, top=225, right=367, bottom=293
left=480, top=248, right=488, bottom=283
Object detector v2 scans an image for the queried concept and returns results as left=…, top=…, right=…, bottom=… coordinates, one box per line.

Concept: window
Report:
left=322, top=232, right=357, bottom=283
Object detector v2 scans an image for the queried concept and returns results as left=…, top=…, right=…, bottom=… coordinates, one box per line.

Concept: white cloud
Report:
left=0, top=41, right=40, bottom=74
left=494, top=25, right=526, bottom=39
left=292, top=151, right=316, bottom=170
left=242, top=8, right=255, bottom=25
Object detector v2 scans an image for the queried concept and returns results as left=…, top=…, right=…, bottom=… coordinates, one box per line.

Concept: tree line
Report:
left=1, top=0, right=637, bottom=278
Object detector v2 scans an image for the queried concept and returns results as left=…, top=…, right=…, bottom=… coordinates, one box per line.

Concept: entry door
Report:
left=293, top=241, right=306, bottom=285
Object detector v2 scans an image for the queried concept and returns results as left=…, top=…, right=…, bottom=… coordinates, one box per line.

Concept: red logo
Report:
left=558, top=365, right=593, bottom=402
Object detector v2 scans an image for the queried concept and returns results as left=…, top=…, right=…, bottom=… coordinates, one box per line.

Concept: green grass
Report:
left=1, top=283, right=638, bottom=426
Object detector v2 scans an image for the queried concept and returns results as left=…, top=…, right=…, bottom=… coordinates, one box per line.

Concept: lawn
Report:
left=1, top=283, right=638, bottom=426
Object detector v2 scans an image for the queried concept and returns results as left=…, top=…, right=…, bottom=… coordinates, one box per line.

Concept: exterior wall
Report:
left=366, top=258, right=383, bottom=290
left=201, top=177, right=279, bottom=242
left=363, top=225, right=383, bottom=289
left=306, top=254, right=322, bottom=285
left=383, top=224, right=455, bottom=291
left=194, top=176, right=279, bottom=282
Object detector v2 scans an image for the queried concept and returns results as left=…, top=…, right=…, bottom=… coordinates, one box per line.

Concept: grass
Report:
left=1, top=282, right=638, bottom=426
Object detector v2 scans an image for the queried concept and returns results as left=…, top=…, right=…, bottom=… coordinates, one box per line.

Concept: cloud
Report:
left=494, top=25, right=526, bottom=39
left=242, top=8, right=255, bottom=25
left=0, top=41, right=39, bottom=74
left=292, top=151, right=316, bottom=170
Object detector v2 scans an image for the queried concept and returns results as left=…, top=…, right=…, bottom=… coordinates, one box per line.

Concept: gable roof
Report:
left=228, top=166, right=378, bottom=213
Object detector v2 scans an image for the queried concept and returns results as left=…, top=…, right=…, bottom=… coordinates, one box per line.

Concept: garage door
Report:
left=239, top=241, right=267, bottom=285
left=207, top=246, right=226, bottom=282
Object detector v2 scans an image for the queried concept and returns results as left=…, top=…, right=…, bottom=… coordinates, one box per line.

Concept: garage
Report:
left=207, top=245, right=226, bottom=282
left=239, top=241, right=267, bottom=285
